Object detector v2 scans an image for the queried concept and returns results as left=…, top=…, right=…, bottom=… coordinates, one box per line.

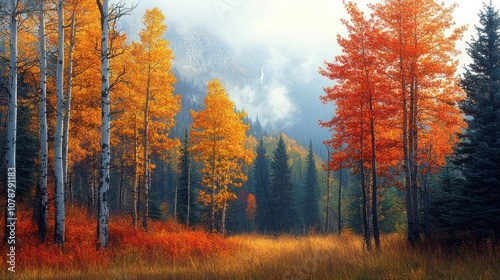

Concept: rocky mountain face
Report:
left=166, top=23, right=257, bottom=89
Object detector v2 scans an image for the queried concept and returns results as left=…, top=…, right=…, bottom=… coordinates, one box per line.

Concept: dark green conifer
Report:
left=270, top=135, right=298, bottom=232
left=454, top=1, right=500, bottom=240
left=303, top=141, right=321, bottom=230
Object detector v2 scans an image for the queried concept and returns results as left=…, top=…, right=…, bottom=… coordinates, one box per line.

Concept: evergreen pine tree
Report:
left=270, top=135, right=298, bottom=232
left=251, top=115, right=263, bottom=139
left=302, top=141, right=321, bottom=231
left=148, top=198, right=165, bottom=221
left=254, top=138, right=273, bottom=232
left=429, top=161, right=466, bottom=239
left=454, top=1, right=500, bottom=240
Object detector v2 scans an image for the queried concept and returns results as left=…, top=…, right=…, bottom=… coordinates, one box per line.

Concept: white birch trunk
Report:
left=54, top=0, right=65, bottom=247
left=38, top=0, right=48, bottom=242
left=4, top=0, right=18, bottom=243
left=97, top=0, right=110, bottom=249
left=62, top=11, right=76, bottom=199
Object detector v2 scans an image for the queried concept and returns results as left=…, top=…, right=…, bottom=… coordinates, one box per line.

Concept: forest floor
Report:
left=1, top=206, right=499, bottom=279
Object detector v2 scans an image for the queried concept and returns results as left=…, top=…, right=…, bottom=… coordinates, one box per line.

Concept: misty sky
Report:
left=127, top=0, right=488, bottom=128
left=139, top=0, right=485, bottom=70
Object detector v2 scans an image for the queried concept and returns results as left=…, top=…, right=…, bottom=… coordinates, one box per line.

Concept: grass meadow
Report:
left=1, top=206, right=498, bottom=279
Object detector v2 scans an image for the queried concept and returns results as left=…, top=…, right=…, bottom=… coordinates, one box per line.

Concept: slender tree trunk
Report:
left=4, top=0, right=18, bottom=245
left=221, top=200, right=227, bottom=236
left=63, top=11, right=76, bottom=201
left=360, top=160, right=371, bottom=251
left=87, top=177, right=93, bottom=216
left=119, top=156, right=124, bottom=212
left=37, top=0, right=48, bottom=242
left=210, top=186, right=216, bottom=232
left=142, top=72, right=151, bottom=232
left=174, top=173, right=178, bottom=219
left=54, top=0, right=66, bottom=249
left=410, top=76, right=420, bottom=243
left=396, top=9, right=416, bottom=246
left=360, top=30, right=380, bottom=248
left=186, top=161, right=191, bottom=227
left=423, top=165, right=430, bottom=239
left=338, top=146, right=342, bottom=235
left=360, top=117, right=371, bottom=251
left=210, top=147, right=216, bottom=232
left=68, top=172, right=72, bottom=206
left=132, top=121, right=138, bottom=228
left=369, top=112, right=380, bottom=249
left=97, top=0, right=110, bottom=249
left=324, top=144, right=331, bottom=233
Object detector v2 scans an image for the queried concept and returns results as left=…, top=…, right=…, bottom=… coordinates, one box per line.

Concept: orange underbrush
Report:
left=3, top=204, right=234, bottom=272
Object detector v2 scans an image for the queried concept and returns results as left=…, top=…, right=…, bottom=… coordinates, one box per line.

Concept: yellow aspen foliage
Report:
left=114, top=7, right=180, bottom=230
left=190, top=79, right=255, bottom=233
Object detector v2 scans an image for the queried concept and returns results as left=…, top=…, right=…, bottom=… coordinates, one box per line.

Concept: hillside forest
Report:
left=0, top=0, right=499, bottom=278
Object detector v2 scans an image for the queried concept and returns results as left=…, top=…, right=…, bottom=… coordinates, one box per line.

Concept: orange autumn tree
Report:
left=64, top=0, right=130, bottom=215
left=371, top=0, right=465, bottom=244
left=125, top=7, right=180, bottom=231
left=320, top=1, right=400, bottom=250
left=321, top=0, right=465, bottom=246
left=190, top=79, right=255, bottom=234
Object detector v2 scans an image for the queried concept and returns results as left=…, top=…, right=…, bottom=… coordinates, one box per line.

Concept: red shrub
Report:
left=1, top=204, right=235, bottom=271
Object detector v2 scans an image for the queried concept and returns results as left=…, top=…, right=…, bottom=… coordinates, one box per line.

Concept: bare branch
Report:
left=109, top=0, right=137, bottom=23
left=109, top=66, right=126, bottom=92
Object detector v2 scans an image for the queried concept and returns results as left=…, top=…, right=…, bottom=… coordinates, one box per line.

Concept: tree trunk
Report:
left=174, top=172, right=178, bottom=219
left=221, top=200, right=227, bottom=236
left=210, top=149, right=216, bottom=232
left=360, top=117, right=371, bottom=251
left=410, top=77, right=420, bottom=244
left=186, top=162, right=191, bottom=227
left=396, top=10, right=416, bottom=246
left=132, top=119, right=138, bottom=228
left=119, top=156, right=124, bottom=212
left=4, top=0, right=18, bottom=245
left=370, top=113, right=380, bottom=249
left=97, top=0, right=110, bottom=249
left=142, top=73, right=151, bottom=232
left=360, top=160, right=371, bottom=251
left=63, top=11, right=76, bottom=202
left=423, top=165, right=430, bottom=239
left=210, top=186, right=216, bottom=232
left=68, top=172, right=72, bottom=206
left=324, top=144, right=331, bottom=233
left=54, top=0, right=66, bottom=248
left=338, top=149, right=342, bottom=235
left=36, top=0, right=48, bottom=243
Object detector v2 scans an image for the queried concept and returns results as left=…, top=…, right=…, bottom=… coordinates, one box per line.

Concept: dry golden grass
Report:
left=5, top=231, right=499, bottom=279
left=1, top=207, right=498, bottom=279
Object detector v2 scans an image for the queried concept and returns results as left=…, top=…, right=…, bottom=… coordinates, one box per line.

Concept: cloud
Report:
left=132, top=0, right=482, bottom=71
left=228, top=57, right=297, bottom=130
left=128, top=0, right=485, bottom=128
left=228, top=82, right=296, bottom=129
